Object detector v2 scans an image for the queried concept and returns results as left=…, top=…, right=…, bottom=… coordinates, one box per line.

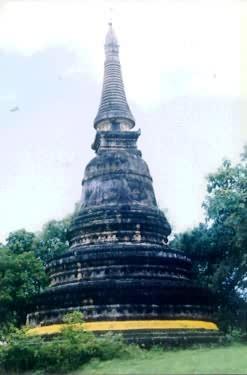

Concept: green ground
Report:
left=75, top=343, right=247, bottom=375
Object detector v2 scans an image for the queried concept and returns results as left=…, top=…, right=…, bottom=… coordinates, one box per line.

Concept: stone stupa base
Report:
left=27, top=319, right=222, bottom=347
left=27, top=23, right=221, bottom=349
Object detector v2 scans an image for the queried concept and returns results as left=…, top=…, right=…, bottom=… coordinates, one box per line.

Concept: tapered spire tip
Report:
left=105, top=22, right=119, bottom=57
left=94, top=23, right=135, bottom=129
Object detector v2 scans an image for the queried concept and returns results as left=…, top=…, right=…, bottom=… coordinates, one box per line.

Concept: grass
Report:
left=75, top=343, right=247, bottom=375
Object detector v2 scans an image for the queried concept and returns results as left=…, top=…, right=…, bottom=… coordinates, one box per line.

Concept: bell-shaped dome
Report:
left=81, top=150, right=157, bottom=208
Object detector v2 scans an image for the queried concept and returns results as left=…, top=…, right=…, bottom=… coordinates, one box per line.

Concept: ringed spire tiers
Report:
left=94, top=22, right=135, bottom=130
left=27, top=23, right=220, bottom=346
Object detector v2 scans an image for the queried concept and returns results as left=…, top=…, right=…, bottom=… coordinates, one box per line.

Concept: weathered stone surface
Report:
left=28, top=126, right=217, bottom=329
left=27, top=23, right=219, bottom=345
left=94, top=23, right=135, bottom=129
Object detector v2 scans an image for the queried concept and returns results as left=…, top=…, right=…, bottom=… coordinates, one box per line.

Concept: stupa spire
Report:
left=27, top=22, right=219, bottom=347
left=94, top=23, right=135, bottom=129
left=104, top=22, right=119, bottom=58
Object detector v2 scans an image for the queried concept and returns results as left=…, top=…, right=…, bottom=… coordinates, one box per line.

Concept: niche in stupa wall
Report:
left=96, top=121, right=111, bottom=131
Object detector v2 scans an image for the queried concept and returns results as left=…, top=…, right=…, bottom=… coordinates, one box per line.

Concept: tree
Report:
left=35, top=216, right=71, bottom=264
left=172, top=146, right=247, bottom=330
left=0, top=213, right=73, bottom=331
left=6, top=229, right=35, bottom=255
left=0, top=247, right=48, bottom=328
left=5, top=216, right=72, bottom=265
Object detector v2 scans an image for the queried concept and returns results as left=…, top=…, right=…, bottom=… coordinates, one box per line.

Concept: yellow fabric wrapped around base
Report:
left=28, top=320, right=218, bottom=336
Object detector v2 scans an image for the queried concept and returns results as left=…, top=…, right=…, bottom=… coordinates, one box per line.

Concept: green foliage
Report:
left=0, top=328, right=136, bottom=373
left=4, top=216, right=71, bottom=265
left=95, top=332, right=136, bottom=361
left=172, top=146, right=247, bottom=331
left=227, top=328, right=247, bottom=343
left=35, top=216, right=71, bottom=264
left=0, top=321, right=17, bottom=342
left=6, top=229, right=35, bottom=255
left=0, top=247, right=48, bottom=329
left=0, top=329, right=44, bottom=373
left=0, top=215, right=72, bottom=331
left=62, top=311, right=85, bottom=324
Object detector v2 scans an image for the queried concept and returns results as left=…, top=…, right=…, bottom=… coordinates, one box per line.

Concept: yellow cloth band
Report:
left=28, top=320, right=218, bottom=336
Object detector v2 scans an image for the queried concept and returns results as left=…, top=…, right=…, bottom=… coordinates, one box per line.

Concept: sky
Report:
left=0, top=0, right=246, bottom=242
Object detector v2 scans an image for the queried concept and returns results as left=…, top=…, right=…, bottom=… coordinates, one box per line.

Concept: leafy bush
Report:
left=0, top=326, right=138, bottom=373
left=94, top=332, right=137, bottom=360
left=0, top=330, right=43, bottom=373
left=62, top=310, right=84, bottom=324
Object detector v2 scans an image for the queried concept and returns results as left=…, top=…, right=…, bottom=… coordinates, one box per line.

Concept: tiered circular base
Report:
left=27, top=206, right=219, bottom=346
left=28, top=320, right=221, bottom=346
left=27, top=242, right=217, bottom=327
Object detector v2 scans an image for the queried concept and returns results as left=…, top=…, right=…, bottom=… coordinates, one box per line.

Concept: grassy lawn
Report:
left=75, top=343, right=247, bottom=375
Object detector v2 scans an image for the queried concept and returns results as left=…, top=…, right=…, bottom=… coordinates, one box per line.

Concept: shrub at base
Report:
left=0, top=327, right=138, bottom=373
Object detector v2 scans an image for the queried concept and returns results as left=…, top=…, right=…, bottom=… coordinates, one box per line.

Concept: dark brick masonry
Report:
left=27, top=23, right=220, bottom=345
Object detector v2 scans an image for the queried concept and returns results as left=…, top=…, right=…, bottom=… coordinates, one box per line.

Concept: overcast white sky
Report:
left=0, top=0, right=246, bottom=242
